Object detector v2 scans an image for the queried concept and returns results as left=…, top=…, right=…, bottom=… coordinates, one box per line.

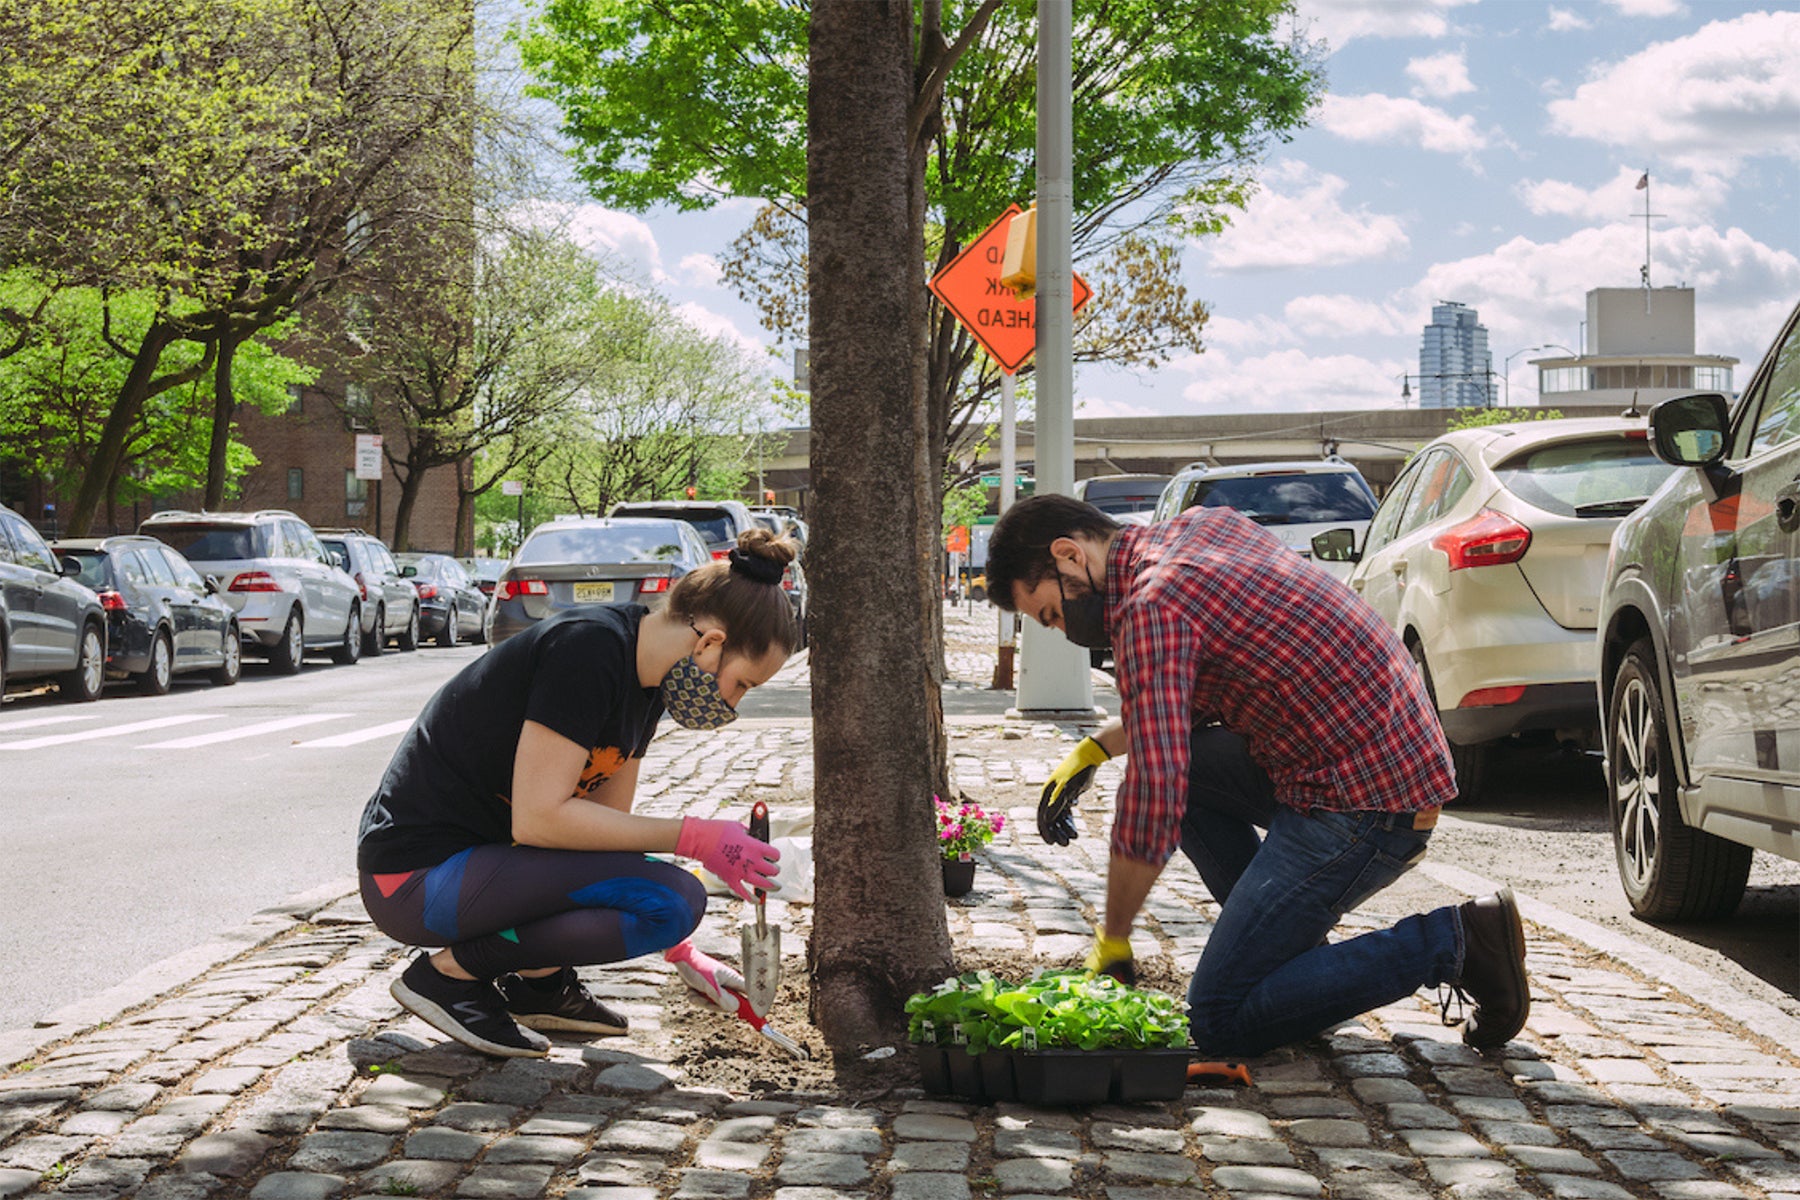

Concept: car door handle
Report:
left=1390, top=561, right=1408, bottom=575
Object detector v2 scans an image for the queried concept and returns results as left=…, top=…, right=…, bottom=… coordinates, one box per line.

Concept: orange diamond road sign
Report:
left=928, top=204, right=1091, bottom=376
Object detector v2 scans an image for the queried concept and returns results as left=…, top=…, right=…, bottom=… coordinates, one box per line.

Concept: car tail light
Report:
left=1459, top=685, right=1527, bottom=708
left=781, top=574, right=794, bottom=591
left=497, top=578, right=549, bottom=601
left=1432, top=509, right=1532, bottom=571
left=353, top=571, right=368, bottom=600
left=712, top=550, right=730, bottom=560
left=97, top=590, right=128, bottom=612
left=639, top=575, right=671, bottom=594
left=229, top=571, right=283, bottom=592
left=415, top=584, right=439, bottom=600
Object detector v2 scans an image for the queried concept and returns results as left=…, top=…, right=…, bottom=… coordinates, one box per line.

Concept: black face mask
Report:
left=1057, top=564, right=1109, bottom=650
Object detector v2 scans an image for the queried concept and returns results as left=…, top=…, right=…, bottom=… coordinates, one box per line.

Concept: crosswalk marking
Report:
left=0, top=713, right=103, bottom=732
left=140, top=714, right=352, bottom=750
left=0, top=713, right=222, bottom=751
left=296, top=718, right=414, bottom=748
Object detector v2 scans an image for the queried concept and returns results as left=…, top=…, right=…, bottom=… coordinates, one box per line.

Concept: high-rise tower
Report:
left=1418, top=301, right=1493, bottom=409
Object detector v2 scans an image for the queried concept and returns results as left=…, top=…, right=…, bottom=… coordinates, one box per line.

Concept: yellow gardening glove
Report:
left=1084, top=930, right=1136, bottom=987
left=1038, top=736, right=1110, bottom=845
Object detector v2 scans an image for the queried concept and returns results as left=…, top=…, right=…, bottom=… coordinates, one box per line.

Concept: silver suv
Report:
left=316, top=529, right=422, bottom=656
left=139, top=510, right=363, bottom=673
left=1151, top=458, right=1380, bottom=581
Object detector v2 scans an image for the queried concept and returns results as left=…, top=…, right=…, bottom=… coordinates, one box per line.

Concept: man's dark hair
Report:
left=985, top=494, right=1120, bottom=612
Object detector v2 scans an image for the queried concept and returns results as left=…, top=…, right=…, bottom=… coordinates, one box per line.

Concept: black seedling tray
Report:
left=914, top=1044, right=1189, bottom=1106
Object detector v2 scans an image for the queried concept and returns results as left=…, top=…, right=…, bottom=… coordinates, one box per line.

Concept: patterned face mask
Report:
left=660, top=624, right=739, bottom=730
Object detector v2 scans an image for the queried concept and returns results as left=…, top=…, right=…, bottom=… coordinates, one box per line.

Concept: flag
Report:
left=1635, top=172, right=1649, bottom=190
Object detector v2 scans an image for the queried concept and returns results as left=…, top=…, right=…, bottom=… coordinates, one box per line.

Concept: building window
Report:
left=1539, top=366, right=1587, bottom=394
left=345, top=295, right=374, bottom=348
left=288, top=468, right=304, bottom=500
left=1696, top=366, right=1732, bottom=392
left=286, top=383, right=303, bottom=414
left=345, top=382, right=373, bottom=431
left=345, top=470, right=369, bottom=519
left=346, top=208, right=372, bottom=258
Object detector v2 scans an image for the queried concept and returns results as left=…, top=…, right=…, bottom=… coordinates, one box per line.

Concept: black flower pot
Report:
left=942, top=857, right=976, bottom=897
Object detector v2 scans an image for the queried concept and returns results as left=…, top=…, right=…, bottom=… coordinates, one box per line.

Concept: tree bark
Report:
left=204, top=328, right=245, bottom=511
left=67, top=320, right=177, bottom=535
left=391, top=464, right=423, bottom=553
left=805, top=0, right=954, bottom=1049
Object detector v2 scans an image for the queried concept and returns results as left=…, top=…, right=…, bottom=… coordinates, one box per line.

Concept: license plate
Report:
left=572, top=582, right=614, bottom=603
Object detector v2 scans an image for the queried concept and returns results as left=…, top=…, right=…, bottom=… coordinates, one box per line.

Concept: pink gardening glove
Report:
left=676, top=816, right=781, bottom=902
left=664, top=940, right=747, bottom=1014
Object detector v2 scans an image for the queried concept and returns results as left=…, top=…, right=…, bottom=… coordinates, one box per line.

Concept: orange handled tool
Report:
left=1187, top=1060, right=1253, bottom=1087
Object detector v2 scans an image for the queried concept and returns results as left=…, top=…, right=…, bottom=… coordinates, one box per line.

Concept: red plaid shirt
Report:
left=1105, top=508, right=1455, bottom=865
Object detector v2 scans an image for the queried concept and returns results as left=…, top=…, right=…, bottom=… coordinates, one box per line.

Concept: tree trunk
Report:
left=391, top=466, right=424, bottom=552
left=67, top=320, right=177, bottom=535
left=204, top=329, right=244, bottom=511
left=805, top=0, right=954, bottom=1049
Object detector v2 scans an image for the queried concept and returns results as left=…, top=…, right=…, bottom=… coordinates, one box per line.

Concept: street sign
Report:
left=946, top=525, right=970, bottom=554
left=501, top=480, right=524, bottom=496
left=928, top=204, right=1091, bottom=376
left=354, top=434, right=383, bottom=481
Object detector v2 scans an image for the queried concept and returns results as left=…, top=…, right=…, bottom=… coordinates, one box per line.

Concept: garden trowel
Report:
left=740, top=801, right=780, bottom=1017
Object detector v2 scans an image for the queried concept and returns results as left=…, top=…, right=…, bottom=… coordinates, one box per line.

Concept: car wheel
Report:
left=211, top=625, right=241, bottom=686
left=61, top=623, right=105, bottom=702
left=271, top=609, right=304, bottom=675
left=438, top=606, right=459, bottom=648
left=470, top=600, right=488, bottom=645
left=332, top=604, right=363, bottom=664
left=363, top=605, right=386, bottom=657
left=1608, top=639, right=1752, bottom=921
left=399, top=604, right=421, bottom=651
left=138, top=629, right=174, bottom=696
left=1407, top=639, right=1490, bottom=804
left=481, top=602, right=495, bottom=645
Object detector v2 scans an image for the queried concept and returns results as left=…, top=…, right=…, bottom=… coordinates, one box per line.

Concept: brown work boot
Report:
left=1455, top=888, right=1528, bottom=1050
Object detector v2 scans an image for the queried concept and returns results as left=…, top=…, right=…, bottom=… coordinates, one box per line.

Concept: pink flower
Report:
left=992, top=814, right=1005, bottom=834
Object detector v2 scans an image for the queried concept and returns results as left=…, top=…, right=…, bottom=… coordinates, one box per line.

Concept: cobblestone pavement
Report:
left=3, top=608, right=1798, bottom=1200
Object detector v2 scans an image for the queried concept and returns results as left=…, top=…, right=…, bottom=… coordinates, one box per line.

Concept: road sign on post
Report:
left=501, top=480, right=523, bottom=496
left=928, top=204, right=1090, bottom=376
left=354, top=434, right=383, bottom=481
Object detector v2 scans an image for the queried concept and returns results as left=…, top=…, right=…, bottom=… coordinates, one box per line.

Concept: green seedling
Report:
left=41, top=1163, right=72, bottom=1182
left=380, top=1179, right=419, bottom=1196
left=904, top=969, right=1188, bottom=1051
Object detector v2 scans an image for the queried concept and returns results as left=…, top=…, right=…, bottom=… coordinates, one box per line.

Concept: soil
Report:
left=655, top=946, right=1191, bottom=1103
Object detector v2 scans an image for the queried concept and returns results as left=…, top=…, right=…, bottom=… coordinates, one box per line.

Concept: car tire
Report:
left=138, top=629, right=174, bottom=696
left=1407, top=639, right=1490, bottom=804
left=211, top=625, right=241, bottom=687
left=1608, top=639, right=1752, bottom=921
left=470, top=601, right=488, bottom=645
left=481, top=602, right=495, bottom=646
left=363, top=605, right=386, bottom=657
left=61, top=622, right=105, bottom=702
left=437, top=606, right=459, bottom=648
left=399, top=604, right=421, bottom=651
left=332, top=604, right=363, bottom=665
left=271, top=609, right=304, bottom=675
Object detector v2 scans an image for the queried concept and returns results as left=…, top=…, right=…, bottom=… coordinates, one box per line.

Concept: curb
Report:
left=1417, top=858, right=1800, bottom=1058
left=0, top=875, right=360, bottom=1072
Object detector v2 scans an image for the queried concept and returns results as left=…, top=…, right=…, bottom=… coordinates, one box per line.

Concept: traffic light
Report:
left=685, top=485, right=697, bottom=499
left=763, top=489, right=776, bottom=504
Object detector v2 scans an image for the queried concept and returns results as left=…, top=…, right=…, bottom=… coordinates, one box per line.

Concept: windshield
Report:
left=144, top=525, right=265, bottom=560
left=63, top=551, right=111, bottom=590
left=1184, top=473, right=1377, bottom=525
left=519, top=526, right=687, bottom=565
left=396, top=556, right=440, bottom=578
left=615, top=508, right=733, bottom=544
left=1090, top=496, right=1161, bottom=516
left=1494, top=438, right=1677, bottom=516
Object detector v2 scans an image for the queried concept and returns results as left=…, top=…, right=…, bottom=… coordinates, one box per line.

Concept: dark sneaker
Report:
left=498, top=967, right=630, bottom=1036
left=1456, top=888, right=1529, bottom=1050
left=390, top=956, right=549, bottom=1058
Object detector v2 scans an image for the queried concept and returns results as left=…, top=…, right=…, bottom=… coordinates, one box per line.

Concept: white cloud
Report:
left=1177, top=349, right=1412, bottom=413
left=1605, top=0, right=1684, bottom=16
left=1317, top=93, right=1489, bottom=155
left=1546, top=8, right=1591, bottom=32
left=1547, top=11, right=1800, bottom=174
left=678, top=253, right=724, bottom=289
left=1405, top=50, right=1474, bottom=99
left=673, top=301, right=764, bottom=356
left=1289, top=0, right=1477, bottom=48
left=1517, top=166, right=1721, bottom=223
left=1202, top=161, right=1410, bottom=272
left=1198, top=314, right=1296, bottom=352
left=515, top=201, right=670, bottom=283
left=1077, top=395, right=1161, bottom=419
left=1283, top=294, right=1410, bottom=339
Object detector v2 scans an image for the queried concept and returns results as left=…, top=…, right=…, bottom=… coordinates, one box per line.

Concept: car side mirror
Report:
left=1311, top=528, right=1360, bottom=563
left=59, top=556, right=81, bottom=577
left=204, top=574, right=223, bottom=595
left=1649, top=393, right=1730, bottom=467
left=329, top=551, right=348, bottom=570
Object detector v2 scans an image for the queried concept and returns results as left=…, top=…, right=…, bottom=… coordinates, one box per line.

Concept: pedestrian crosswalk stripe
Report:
left=140, top=713, right=352, bottom=749
left=0, top=713, right=103, bottom=732
left=0, top=713, right=222, bottom=750
left=295, top=718, right=414, bottom=748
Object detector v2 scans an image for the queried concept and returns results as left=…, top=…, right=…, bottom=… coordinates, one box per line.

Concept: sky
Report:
left=526, top=0, right=1800, bottom=422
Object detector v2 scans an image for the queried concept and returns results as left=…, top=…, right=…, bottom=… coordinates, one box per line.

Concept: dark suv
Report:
left=0, top=503, right=107, bottom=701
left=1597, top=299, right=1800, bottom=920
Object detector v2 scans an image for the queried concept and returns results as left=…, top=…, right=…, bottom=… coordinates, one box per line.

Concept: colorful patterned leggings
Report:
left=360, top=845, right=707, bottom=981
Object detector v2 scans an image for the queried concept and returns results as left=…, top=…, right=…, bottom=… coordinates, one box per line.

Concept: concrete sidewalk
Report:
left=4, top=610, right=1798, bottom=1200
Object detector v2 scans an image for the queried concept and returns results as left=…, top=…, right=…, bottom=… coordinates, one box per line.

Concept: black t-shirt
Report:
left=357, top=604, right=664, bottom=873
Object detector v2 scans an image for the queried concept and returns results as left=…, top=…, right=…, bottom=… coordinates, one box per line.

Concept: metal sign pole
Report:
left=993, top=371, right=1018, bottom=689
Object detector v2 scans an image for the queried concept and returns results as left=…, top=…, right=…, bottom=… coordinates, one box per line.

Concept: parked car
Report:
left=1151, top=458, right=1379, bottom=581
left=459, top=556, right=506, bottom=600
left=1313, top=417, right=1678, bottom=802
left=138, top=509, right=364, bottom=673
left=0, top=503, right=107, bottom=702
left=52, top=535, right=242, bottom=693
left=488, top=517, right=714, bottom=646
left=607, top=499, right=755, bottom=558
left=1073, top=473, right=1171, bottom=520
left=1597, top=301, right=1800, bottom=920
left=395, top=553, right=489, bottom=648
left=316, top=529, right=421, bottom=656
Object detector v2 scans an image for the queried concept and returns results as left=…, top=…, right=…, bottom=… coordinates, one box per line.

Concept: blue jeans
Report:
left=1180, top=726, right=1464, bottom=1057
